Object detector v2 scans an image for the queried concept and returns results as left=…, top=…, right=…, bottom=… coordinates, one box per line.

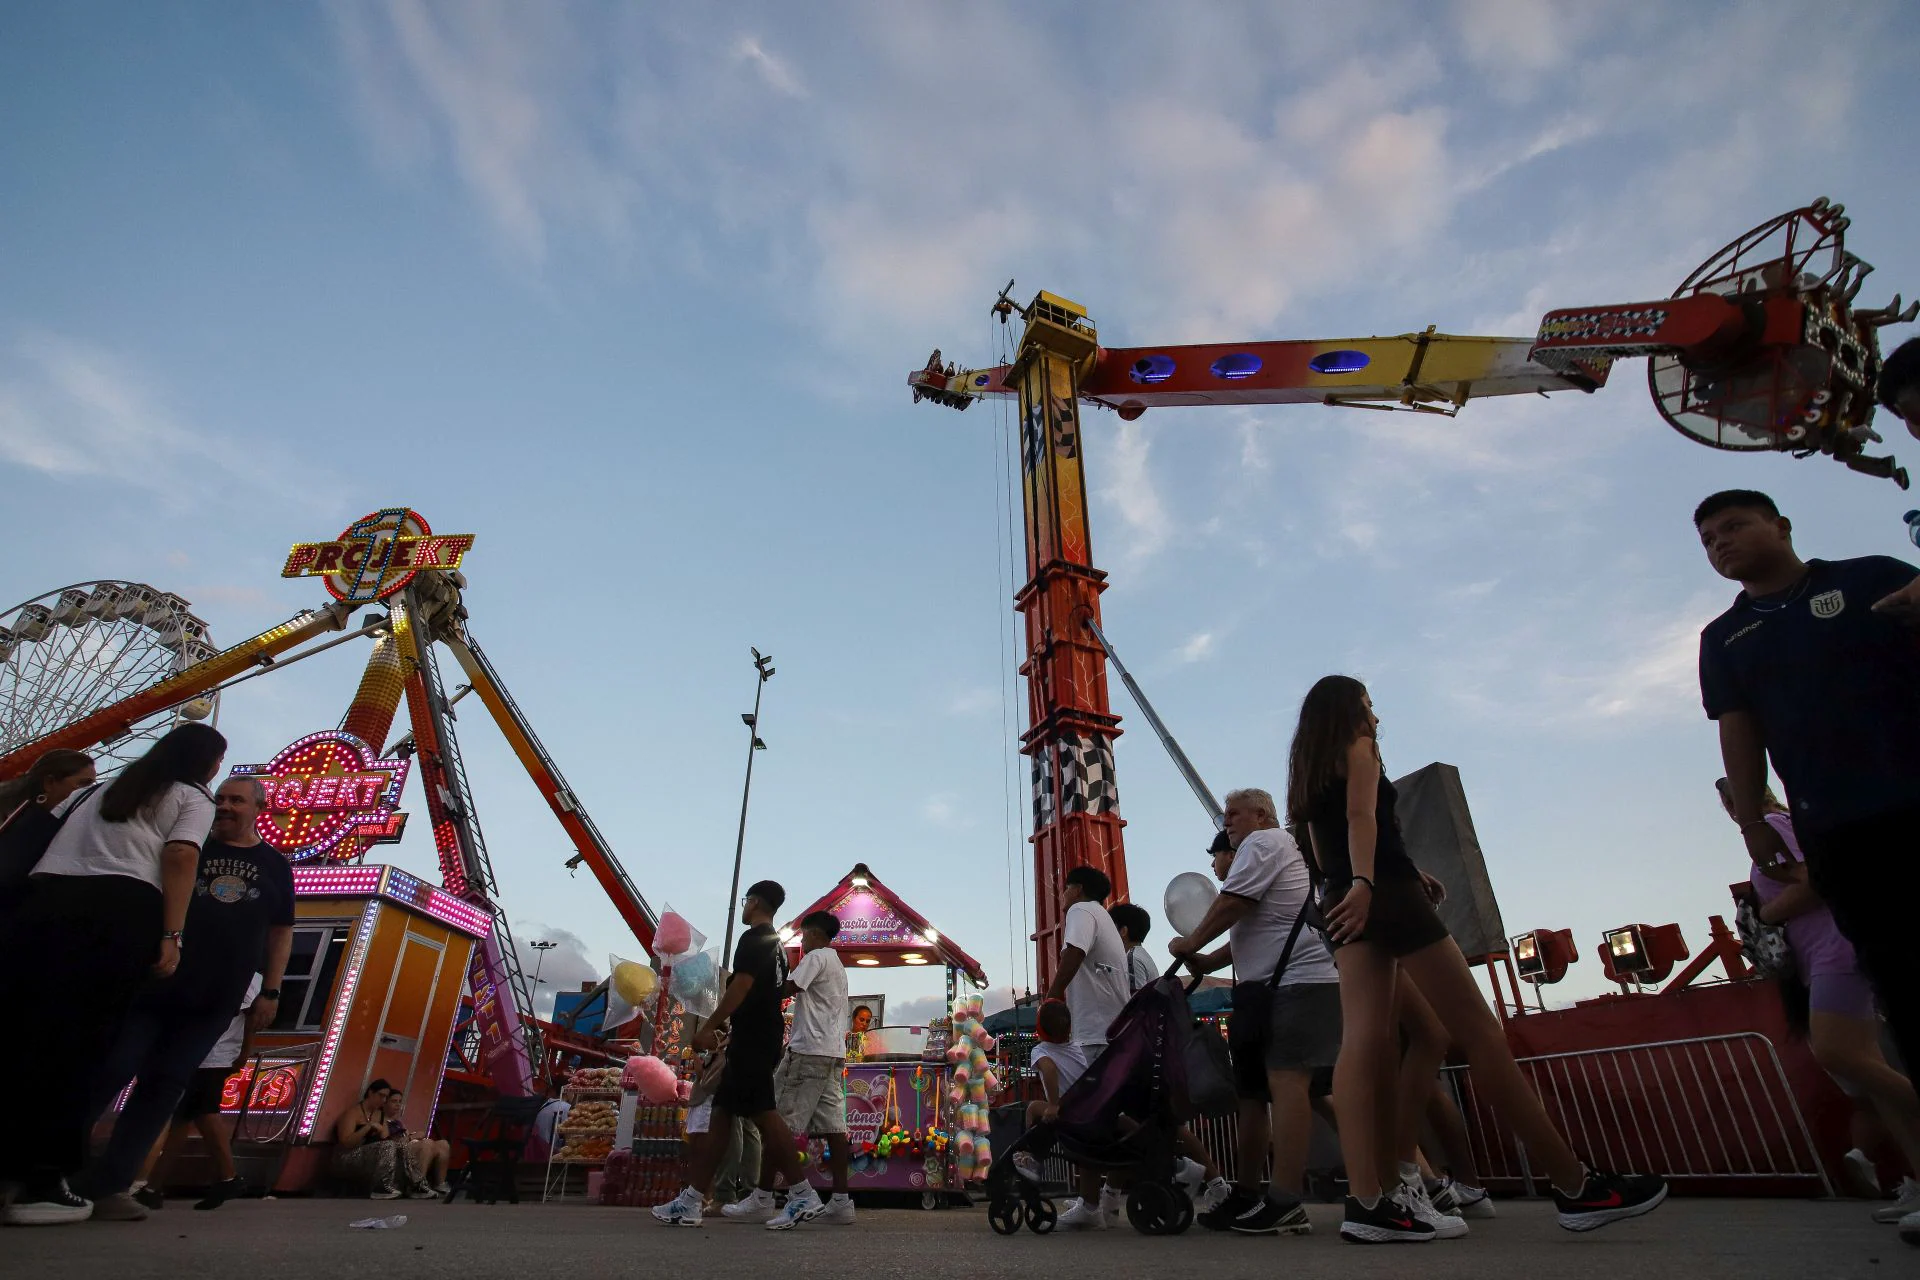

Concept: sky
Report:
left=3, top=1, right=1918, bottom=1019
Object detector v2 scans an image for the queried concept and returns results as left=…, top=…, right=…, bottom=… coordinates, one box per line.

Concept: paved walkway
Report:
left=0, top=1195, right=1910, bottom=1279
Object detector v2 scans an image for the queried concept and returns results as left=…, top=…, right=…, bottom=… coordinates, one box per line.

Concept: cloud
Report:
left=1177, top=632, right=1214, bottom=664
left=514, top=923, right=603, bottom=1018
left=1097, top=419, right=1173, bottom=566
left=733, top=36, right=807, bottom=99
left=922, top=793, right=973, bottom=829
left=0, top=334, right=317, bottom=510
left=945, top=686, right=999, bottom=717
left=1431, top=587, right=1722, bottom=732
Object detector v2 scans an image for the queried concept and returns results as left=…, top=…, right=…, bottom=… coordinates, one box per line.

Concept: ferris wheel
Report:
left=0, top=582, right=220, bottom=774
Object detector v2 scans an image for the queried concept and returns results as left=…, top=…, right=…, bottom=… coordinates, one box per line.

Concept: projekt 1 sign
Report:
left=231, top=729, right=410, bottom=863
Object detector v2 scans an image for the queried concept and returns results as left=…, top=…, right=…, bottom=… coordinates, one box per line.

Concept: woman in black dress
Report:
left=1287, top=675, right=1666, bottom=1241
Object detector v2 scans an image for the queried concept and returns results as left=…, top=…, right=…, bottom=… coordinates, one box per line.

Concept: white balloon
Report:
left=1163, top=871, right=1219, bottom=939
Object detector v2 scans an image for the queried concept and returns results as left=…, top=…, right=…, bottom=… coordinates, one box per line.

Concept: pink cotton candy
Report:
left=626, top=1054, right=679, bottom=1104
left=656, top=913, right=693, bottom=957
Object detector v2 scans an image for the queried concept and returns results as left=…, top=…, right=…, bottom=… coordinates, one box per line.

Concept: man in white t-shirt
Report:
left=1169, top=787, right=1340, bottom=1236
left=722, top=910, right=855, bottom=1228
left=1044, top=866, right=1129, bottom=1054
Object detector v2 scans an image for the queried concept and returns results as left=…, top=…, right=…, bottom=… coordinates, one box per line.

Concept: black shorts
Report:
left=1321, top=875, right=1450, bottom=957
left=713, top=1045, right=780, bottom=1117
left=175, top=1067, right=231, bottom=1121
left=1228, top=983, right=1343, bottom=1098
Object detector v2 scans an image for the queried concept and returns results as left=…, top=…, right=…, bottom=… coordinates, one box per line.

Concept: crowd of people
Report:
left=1006, top=482, right=1920, bottom=1246
left=3, top=463, right=1919, bottom=1247
left=0, top=724, right=295, bottom=1225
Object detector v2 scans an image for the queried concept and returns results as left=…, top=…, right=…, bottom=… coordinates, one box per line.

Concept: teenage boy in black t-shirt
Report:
left=1695, top=489, right=1920, bottom=1090
left=79, top=777, right=295, bottom=1220
left=653, top=880, right=825, bottom=1230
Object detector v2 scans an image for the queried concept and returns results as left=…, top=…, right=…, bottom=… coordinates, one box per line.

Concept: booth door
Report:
left=369, top=928, right=451, bottom=1133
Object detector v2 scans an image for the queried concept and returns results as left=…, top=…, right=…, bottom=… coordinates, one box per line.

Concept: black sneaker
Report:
left=2, top=1178, right=92, bottom=1227
left=1339, top=1191, right=1435, bottom=1244
left=1230, top=1193, right=1311, bottom=1236
left=1198, top=1186, right=1262, bottom=1231
left=132, top=1185, right=165, bottom=1212
left=194, top=1178, right=246, bottom=1211
left=1553, top=1168, right=1668, bottom=1232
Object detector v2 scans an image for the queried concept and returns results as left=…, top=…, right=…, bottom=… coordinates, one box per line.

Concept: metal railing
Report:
left=1443, top=1032, right=1831, bottom=1196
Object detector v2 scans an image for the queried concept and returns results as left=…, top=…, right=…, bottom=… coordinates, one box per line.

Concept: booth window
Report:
left=273, top=922, right=353, bottom=1032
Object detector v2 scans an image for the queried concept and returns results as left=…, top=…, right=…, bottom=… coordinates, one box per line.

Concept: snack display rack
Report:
left=544, top=1066, right=622, bottom=1201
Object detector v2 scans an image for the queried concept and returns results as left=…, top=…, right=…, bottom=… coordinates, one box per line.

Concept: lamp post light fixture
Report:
left=529, top=938, right=558, bottom=987
left=721, top=647, right=776, bottom=965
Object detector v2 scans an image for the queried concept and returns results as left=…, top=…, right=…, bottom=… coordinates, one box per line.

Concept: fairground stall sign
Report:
left=231, top=730, right=409, bottom=863
left=282, top=507, right=475, bottom=605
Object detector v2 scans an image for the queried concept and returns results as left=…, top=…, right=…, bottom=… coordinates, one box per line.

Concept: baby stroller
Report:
left=986, top=972, right=1234, bottom=1236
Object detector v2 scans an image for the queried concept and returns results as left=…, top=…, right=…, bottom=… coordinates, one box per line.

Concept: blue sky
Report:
left=4, top=1, right=1917, bottom=1018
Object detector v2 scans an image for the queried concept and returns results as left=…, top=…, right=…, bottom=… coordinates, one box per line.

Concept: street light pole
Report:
left=721, top=648, right=775, bottom=967
left=529, top=939, right=557, bottom=986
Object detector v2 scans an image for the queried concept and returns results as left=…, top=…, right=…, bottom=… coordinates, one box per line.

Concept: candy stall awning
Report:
left=779, top=862, right=988, bottom=987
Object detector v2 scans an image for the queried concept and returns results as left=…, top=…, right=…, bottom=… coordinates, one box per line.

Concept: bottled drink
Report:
left=349, top=1215, right=408, bottom=1229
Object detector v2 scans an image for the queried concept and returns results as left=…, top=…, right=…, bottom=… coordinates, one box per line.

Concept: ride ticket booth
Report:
left=779, top=863, right=987, bottom=1204
left=210, top=730, right=494, bottom=1191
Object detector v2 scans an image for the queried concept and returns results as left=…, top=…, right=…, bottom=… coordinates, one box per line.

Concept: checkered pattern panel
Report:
left=1030, top=732, right=1119, bottom=829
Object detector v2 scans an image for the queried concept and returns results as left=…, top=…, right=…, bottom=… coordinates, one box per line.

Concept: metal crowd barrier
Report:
left=1442, top=1032, right=1832, bottom=1196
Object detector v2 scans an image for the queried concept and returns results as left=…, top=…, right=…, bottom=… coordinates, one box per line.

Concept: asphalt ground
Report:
left=1, top=1194, right=1911, bottom=1280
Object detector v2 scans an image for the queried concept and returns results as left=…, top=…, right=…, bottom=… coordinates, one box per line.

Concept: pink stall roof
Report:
left=779, top=862, right=987, bottom=987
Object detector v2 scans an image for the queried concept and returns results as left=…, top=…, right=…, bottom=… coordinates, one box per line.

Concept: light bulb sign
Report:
left=281, top=507, right=475, bottom=605
left=231, top=730, right=410, bottom=864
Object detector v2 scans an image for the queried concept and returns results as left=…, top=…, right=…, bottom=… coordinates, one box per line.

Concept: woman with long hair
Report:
left=0, top=723, right=225, bottom=1226
left=0, top=749, right=96, bottom=917
left=1719, top=779, right=1920, bottom=1225
left=1286, top=675, right=1665, bottom=1242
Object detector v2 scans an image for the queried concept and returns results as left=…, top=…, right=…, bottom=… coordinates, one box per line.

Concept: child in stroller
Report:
left=987, top=976, right=1232, bottom=1235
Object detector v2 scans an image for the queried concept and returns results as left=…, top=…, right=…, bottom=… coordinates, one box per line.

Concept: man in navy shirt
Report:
left=1695, top=488, right=1920, bottom=1086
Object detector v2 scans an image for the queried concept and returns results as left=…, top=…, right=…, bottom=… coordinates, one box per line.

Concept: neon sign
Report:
left=231, top=730, right=409, bottom=864
left=282, top=507, right=475, bottom=604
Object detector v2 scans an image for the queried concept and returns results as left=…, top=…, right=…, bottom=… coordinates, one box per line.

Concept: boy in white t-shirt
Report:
left=1044, top=866, right=1129, bottom=1053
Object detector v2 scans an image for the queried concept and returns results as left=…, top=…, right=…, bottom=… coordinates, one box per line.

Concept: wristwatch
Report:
left=259, top=989, right=281, bottom=1000
left=161, top=931, right=184, bottom=943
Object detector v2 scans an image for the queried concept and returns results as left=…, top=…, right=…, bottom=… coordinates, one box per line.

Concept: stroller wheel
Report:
left=1169, top=1187, right=1195, bottom=1235
left=1125, top=1183, right=1180, bottom=1236
left=1027, top=1198, right=1058, bottom=1234
left=988, top=1198, right=1024, bottom=1235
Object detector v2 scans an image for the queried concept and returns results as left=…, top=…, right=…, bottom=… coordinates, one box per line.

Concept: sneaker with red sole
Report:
left=1553, top=1168, right=1668, bottom=1232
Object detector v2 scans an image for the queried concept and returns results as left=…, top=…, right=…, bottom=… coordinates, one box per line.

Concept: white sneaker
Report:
left=1398, top=1177, right=1467, bottom=1239
left=1842, top=1147, right=1881, bottom=1199
left=1875, top=1176, right=1920, bottom=1224
left=1099, top=1183, right=1126, bottom=1228
left=1173, top=1157, right=1206, bottom=1196
left=1057, top=1197, right=1107, bottom=1230
left=1899, top=1208, right=1920, bottom=1246
left=820, top=1193, right=856, bottom=1225
left=1196, top=1177, right=1234, bottom=1213
left=766, top=1187, right=826, bottom=1231
left=1432, top=1176, right=1495, bottom=1219
left=720, top=1189, right=778, bottom=1223
left=651, top=1186, right=704, bottom=1227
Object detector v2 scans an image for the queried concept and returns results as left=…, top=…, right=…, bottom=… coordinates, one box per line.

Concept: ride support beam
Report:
left=0, top=603, right=353, bottom=778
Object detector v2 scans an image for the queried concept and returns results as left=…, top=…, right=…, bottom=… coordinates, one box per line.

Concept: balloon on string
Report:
left=1164, top=871, right=1220, bottom=938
